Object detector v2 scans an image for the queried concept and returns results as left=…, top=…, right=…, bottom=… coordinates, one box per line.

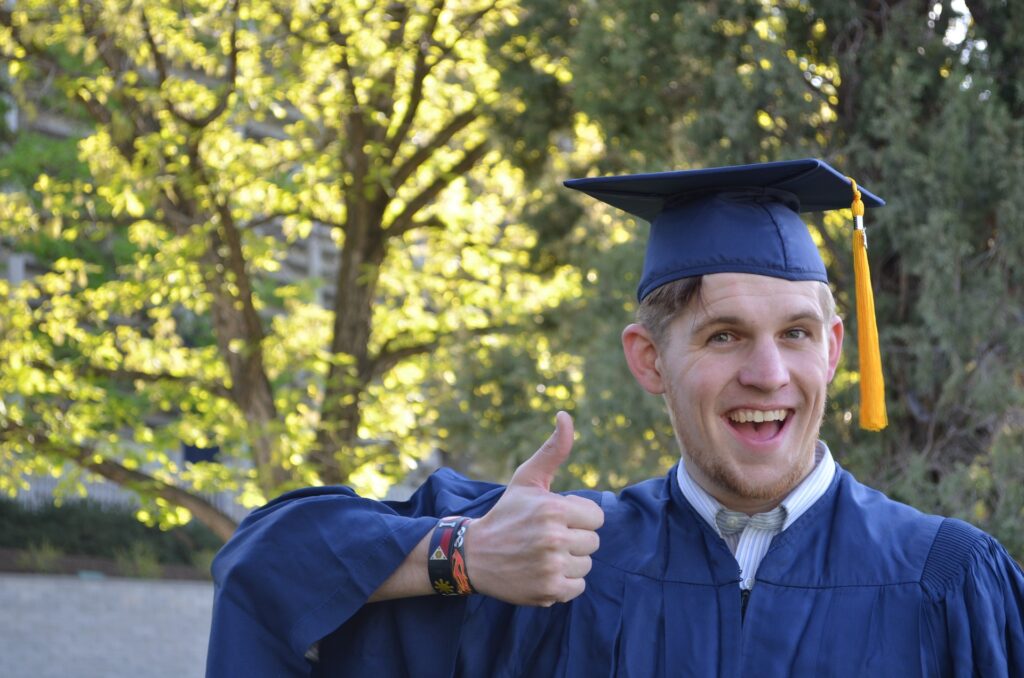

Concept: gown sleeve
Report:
left=205, top=469, right=505, bottom=677
left=920, top=518, right=1024, bottom=676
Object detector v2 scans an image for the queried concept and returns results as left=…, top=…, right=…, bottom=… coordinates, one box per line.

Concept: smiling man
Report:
left=624, top=273, right=841, bottom=513
left=207, top=159, right=1024, bottom=677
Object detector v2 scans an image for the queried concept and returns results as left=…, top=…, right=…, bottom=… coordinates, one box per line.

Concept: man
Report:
left=206, top=159, right=1024, bottom=676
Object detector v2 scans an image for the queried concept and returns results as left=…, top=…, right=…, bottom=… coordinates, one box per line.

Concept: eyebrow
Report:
left=689, top=310, right=825, bottom=336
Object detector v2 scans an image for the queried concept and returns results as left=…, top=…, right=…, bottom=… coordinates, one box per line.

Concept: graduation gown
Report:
left=206, top=463, right=1024, bottom=677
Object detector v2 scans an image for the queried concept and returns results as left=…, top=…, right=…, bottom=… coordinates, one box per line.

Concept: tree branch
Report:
left=367, top=2, right=411, bottom=140
left=85, top=364, right=233, bottom=400
left=433, top=0, right=500, bottom=64
left=385, top=0, right=446, bottom=157
left=208, top=194, right=271, bottom=355
left=387, top=142, right=489, bottom=236
left=79, top=0, right=129, bottom=74
left=389, top=109, right=479, bottom=192
left=0, top=7, right=117, bottom=128
left=73, top=1, right=162, bottom=156
left=27, top=358, right=233, bottom=400
left=2, top=425, right=239, bottom=541
left=143, top=0, right=241, bottom=129
left=139, top=7, right=170, bottom=86
left=384, top=0, right=500, bottom=159
left=270, top=2, right=331, bottom=47
left=324, top=10, right=359, bottom=102
left=238, top=210, right=344, bottom=234
left=370, top=322, right=522, bottom=379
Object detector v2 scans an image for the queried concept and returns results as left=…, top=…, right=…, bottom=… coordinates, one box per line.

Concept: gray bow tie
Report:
left=715, top=506, right=787, bottom=536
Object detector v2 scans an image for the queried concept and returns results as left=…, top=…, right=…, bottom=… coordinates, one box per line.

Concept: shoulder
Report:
left=837, top=468, right=943, bottom=536
left=799, top=469, right=943, bottom=574
left=245, top=467, right=506, bottom=524
left=577, top=472, right=685, bottom=575
left=920, top=517, right=1024, bottom=602
left=917, top=519, right=1024, bottom=672
left=585, top=473, right=673, bottom=529
left=830, top=474, right=1024, bottom=671
left=828, top=469, right=1020, bottom=592
left=767, top=468, right=944, bottom=586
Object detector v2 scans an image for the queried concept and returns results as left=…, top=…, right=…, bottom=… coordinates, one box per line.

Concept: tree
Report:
left=2, top=0, right=1020, bottom=560
left=0, top=0, right=583, bottom=540
left=823, top=0, right=1024, bottom=558
left=492, top=0, right=1024, bottom=557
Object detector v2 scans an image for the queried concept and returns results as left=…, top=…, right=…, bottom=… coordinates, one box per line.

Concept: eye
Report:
left=783, top=328, right=810, bottom=340
left=708, top=331, right=735, bottom=345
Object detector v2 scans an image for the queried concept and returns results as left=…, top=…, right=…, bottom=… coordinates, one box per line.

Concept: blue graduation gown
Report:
left=207, top=464, right=1024, bottom=676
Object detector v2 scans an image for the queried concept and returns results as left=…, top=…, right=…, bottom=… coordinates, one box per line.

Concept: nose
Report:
left=738, top=337, right=790, bottom=392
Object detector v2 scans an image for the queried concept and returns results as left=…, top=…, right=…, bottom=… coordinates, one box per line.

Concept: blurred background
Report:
left=0, top=0, right=1021, bottom=674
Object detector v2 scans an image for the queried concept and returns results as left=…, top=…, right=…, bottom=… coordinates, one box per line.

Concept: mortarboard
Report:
left=564, top=158, right=888, bottom=430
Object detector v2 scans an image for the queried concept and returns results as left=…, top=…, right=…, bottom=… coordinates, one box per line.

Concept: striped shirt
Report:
left=675, top=441, right=836, bottom=590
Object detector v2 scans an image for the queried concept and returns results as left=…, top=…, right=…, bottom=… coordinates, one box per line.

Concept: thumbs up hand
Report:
left=465, top=412, right=605, bottom=606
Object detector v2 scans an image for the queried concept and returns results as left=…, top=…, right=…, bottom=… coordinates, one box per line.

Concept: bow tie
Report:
left=715, top=506, right=787, bottom=536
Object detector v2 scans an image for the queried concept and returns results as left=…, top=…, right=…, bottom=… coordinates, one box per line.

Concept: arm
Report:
left=206, top=487, right=445, bottom=677
left=368, top=529, right=433, bottom=602
left=921, top=519, right=1024, bottom=674
left=369, top=412, right=604, bottom=607
left=207, top=413, right=603, bottom=675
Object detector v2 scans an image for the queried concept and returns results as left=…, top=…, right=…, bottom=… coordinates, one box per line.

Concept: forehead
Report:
left=687, top=273, right=826, bottom=324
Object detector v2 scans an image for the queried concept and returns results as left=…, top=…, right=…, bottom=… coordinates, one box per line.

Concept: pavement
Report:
left=0, top=573, right=213, bottom=678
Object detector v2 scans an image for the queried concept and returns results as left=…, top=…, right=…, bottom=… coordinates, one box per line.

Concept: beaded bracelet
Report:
left=428, top=516, right=475, bottom=596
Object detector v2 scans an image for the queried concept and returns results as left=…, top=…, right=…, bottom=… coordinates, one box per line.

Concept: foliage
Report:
left=811, top=0, right=1024, bottom=560
left=0, top=0, right=586, bottom=539
left=15, top=539, right=64, bottom=573
left=0, top=498, right=222, bottom=565
left=114, top=541, right=163, bottom=578
left=190, top=546, right=220, bottom=575
left=0, top=0, right=1020, bottom=560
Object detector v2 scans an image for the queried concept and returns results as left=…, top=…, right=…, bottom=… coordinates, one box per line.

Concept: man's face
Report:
left=625, top=273, right=843, bottom=512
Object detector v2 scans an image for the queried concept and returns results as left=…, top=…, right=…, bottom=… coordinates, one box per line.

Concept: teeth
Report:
left=728, top=409, right=788, bottom=424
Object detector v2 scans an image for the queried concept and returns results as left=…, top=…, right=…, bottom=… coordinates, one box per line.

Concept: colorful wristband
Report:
left=428, top=516, right=475, bottom=596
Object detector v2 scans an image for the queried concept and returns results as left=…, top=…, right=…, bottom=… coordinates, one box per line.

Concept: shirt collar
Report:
left=675, top=441, right=835, bottom=536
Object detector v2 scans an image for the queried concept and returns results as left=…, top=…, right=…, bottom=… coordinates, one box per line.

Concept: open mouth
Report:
left=725, top=408, right=790, bottom=443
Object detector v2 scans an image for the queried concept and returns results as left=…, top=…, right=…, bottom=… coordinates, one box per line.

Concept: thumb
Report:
left=509, top=411, right=574, bottom=491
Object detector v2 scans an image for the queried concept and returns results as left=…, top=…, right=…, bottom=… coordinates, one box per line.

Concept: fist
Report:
left=466, top=412, right=605, bottom=606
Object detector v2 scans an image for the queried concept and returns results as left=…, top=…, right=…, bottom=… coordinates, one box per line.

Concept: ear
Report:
left=826, top=315, right=844, bottom=383
left=622, top=323, right=666, bottom=395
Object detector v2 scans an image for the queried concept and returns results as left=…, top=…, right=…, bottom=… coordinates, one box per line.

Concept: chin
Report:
left=736, top=474, right=799, bottom=502
left=702, top=453, right=811, bottom=505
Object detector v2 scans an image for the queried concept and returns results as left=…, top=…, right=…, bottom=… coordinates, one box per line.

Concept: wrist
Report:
left=428, top=516, right=476, bottom=596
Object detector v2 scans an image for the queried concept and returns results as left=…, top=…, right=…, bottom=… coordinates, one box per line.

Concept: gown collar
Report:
left=674, top=441, right=836, bottom=536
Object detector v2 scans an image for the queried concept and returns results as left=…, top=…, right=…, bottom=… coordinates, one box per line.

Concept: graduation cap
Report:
left=564, top=158, right=888, bottom=431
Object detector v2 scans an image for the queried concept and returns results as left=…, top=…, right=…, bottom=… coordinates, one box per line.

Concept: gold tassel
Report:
left=849, top=178, right=888, bottom=430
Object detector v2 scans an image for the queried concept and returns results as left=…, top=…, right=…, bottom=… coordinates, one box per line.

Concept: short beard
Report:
left=685, top=438, right=814, bottom=502
left=669, top=396, right=825, bottom=504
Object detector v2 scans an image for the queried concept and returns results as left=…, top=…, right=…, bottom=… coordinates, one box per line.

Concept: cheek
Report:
left=688, top=353, right=742, bottom=390
left=668, top=360, right=726, bottom=412
left=790, top=347, right=831, bottom=381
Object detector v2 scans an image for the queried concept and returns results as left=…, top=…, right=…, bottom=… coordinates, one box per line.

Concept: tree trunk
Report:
left=313, top=190, right=388, bottom=485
